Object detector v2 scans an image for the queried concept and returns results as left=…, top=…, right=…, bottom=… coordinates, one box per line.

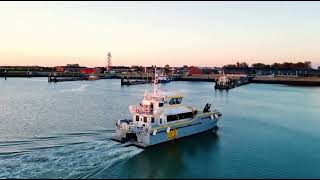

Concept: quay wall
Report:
left=174, top=74, right=246, bottom=82
left=252, top=76, right=320, bottom=86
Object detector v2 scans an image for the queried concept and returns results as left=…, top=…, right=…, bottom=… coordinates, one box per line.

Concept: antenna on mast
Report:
left=153, top=66, right=159, bottom=95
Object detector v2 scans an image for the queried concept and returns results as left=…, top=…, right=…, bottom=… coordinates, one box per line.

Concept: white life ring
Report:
left=166, top=127, right=171, bottom=133
left=152, top=129, right=157, bottom=136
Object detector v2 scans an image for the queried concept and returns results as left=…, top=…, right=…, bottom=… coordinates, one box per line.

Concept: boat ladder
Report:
left=135, top=126, right=148, bottom=143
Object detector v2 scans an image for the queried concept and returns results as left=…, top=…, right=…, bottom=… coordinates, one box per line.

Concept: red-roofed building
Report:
left=188, top=66, right=202, bottom=75
left=80, top=68, right=97, bottom=74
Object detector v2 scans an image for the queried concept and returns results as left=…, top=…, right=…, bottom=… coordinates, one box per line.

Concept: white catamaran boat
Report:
left=112, top=68, right=222, bottom=148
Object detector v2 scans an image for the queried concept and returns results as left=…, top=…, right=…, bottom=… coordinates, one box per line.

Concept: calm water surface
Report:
left=1, top=78, right=320, bottom=178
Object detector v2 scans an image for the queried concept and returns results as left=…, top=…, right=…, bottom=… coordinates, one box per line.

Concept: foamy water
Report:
left=0, top=131, right=142, bottom=179
left=59, top=84, right=89, bottom=93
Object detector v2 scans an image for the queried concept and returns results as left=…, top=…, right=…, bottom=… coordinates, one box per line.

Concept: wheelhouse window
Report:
left=169, top=98, right=182, bottom=105
left=159, top=102, right=164, bottom=107
left=143, top=116, right=148, bottom=123
left=167, top=114, right=179, bottom=122
left=167, top=112, right=193, bottom=122
left=136, top=115, right=139, bottom=122
left=151, top=117, right=155, bottom=123
left=178, top=112, right=193, bottom=120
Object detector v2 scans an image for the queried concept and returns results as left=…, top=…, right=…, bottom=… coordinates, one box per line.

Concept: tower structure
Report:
left=107, top=52, right=112, bottom=72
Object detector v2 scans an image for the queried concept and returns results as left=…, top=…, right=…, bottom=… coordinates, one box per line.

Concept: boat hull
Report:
left=144, top=118, right=218, bottom=148
left=112, top=112, right=221, bottom=148
left=159, top=79, right=170, bottom=83
left=88, top=77, right=99, bottom=81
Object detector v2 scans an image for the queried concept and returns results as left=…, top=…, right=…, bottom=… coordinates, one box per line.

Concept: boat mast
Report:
left=153, top=67, right=159, bottom=95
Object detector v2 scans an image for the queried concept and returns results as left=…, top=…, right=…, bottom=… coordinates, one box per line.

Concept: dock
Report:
left=47, top=72, right=119, bottom=83
left=48, top=76, right=86, bottom=83
left=214, top=75, right=253, bottom=90
left=48, top=72, right=85, bottom=83
left=0, top=70, right=32, bottom=80
left=3, top=70, right=6, bottom=80
left=251, top=76, right=320, bottom=86
left=121, top=79, right=150, bottom=86
left=236, top=75, right=253, bottom=86
left=120, top=73, right=152, bottom=86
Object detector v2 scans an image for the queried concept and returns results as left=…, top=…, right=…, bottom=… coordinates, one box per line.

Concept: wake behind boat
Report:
left=112, top=68, right=222, bottom=148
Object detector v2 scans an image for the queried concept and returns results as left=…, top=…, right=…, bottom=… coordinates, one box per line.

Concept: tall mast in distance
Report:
left=153, top=66, right=159, bottom=95
left=107, top=52, right=112, bottom=72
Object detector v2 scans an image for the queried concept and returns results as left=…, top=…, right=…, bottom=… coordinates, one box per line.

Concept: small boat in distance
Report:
left=87, top=74, right=100, bottom=81
left=157, top=72, right=170, bottom=83
left=215, top=70, right=233, bottom=90
left=112, top=68, right=222, bottom=148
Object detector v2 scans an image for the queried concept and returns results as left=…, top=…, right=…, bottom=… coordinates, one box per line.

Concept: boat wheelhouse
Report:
left=112, top=68, right=222, bottom=148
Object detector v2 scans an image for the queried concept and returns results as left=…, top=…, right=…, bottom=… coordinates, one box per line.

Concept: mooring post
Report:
left=4, top=70, right=7, bottom=80
left=48, top=72, right=51, bottom=82
left=121, top=74, right=124, bottom=86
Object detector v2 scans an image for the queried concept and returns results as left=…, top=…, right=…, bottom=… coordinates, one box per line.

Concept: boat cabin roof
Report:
left=163, top=104, right=193, bottom=115
left=145, top=90, right=183, bottom=101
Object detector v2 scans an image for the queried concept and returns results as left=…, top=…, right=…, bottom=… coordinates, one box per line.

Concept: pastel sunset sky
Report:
left=1, top=1, right=320, bottom=68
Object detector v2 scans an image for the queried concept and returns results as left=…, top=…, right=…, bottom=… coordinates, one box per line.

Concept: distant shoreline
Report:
left=2, top=72, right=320, bottom=86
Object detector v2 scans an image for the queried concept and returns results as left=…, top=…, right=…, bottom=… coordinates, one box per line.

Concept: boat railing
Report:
left=144, top=95, right=165, bottom=101
left=129, top=105, right=154, bottom=115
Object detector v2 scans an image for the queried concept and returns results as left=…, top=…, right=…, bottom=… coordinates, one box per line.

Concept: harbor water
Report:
left=1, top=78, right=320, bottom=178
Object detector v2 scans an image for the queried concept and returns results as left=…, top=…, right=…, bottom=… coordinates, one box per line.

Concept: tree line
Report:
left=0, top=66, right=55, bottom=71
left=224, top=61, right=312, bottom=70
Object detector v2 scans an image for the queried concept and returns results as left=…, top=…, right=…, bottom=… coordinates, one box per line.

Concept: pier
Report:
left=47, top=72, right=117, bottom=83
left=251, top=75, right=320, bottom=86
left=235, top=75, right=253, bottom=86
left=48, top=76, right=86, bottom=83
left=48, top=72, right=87, bottom=83
left=174, top=74, right=216, bottom=82
left=214, top=74, right=253, bottom=90
left=173, top=74, right=248, bottom=82
left=120, top=72, right=152, bottom=86
left=1, top=70, right=31, bottom=80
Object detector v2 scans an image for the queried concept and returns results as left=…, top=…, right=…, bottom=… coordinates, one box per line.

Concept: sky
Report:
left=1, top=1, right=320, bottom=68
